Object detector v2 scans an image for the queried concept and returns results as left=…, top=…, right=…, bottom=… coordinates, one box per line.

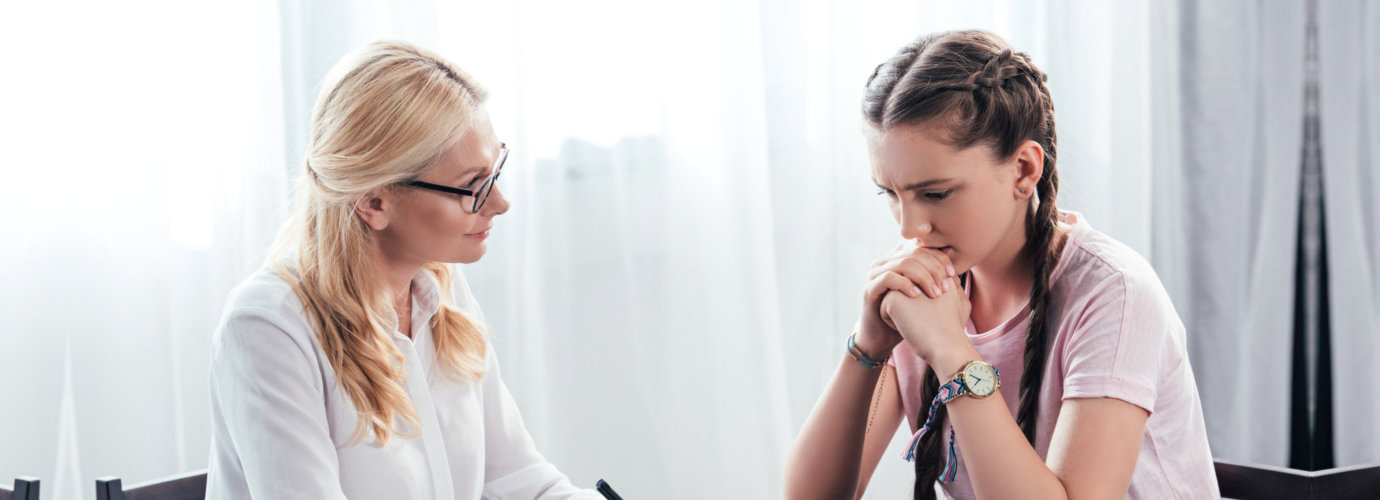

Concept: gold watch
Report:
left=948, top=360, right=1000, bottom=399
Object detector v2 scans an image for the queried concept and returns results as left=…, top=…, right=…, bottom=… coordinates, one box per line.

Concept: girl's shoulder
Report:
left=1052, top=212, right=1180, bottom=322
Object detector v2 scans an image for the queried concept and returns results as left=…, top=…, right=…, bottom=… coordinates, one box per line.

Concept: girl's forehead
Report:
left=868, top=125, right=996, bottom=184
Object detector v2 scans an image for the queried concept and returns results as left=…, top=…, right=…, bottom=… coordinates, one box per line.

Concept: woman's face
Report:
left=377, top=107, right=510, bottom=265
left=867, top=123, right=1032, bottom=275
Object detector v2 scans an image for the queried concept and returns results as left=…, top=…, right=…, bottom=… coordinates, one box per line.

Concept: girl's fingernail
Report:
left=932, top=285, right=943, bottom=297
left=911, top=286, right=922, bottom=296
left=947, top=265, right=956, bottom=276
left=943, top=280, right=951, bottom=292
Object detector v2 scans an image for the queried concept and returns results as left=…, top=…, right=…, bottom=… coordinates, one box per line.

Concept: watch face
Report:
left=963, top=363, right=997, bottom=397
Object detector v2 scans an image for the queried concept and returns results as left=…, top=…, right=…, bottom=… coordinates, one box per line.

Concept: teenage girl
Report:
left=785, top=30, right=1218, bottom=499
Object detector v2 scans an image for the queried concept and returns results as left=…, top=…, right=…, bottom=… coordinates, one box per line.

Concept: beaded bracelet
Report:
left=846, top=333, right=889, bottom=369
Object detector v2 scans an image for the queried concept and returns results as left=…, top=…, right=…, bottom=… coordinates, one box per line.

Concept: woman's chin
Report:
left=456, top=243, right=487, bottom=264
left=432, top=243, right=486, bottom=265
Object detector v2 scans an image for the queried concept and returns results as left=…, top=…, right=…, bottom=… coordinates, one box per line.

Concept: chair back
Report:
left=95, top=470, right=206, bottom=500
left=1216, top=459, right=1380, bottom=499
left=1215, top=459, right=1311, bottom=499
left=0, top=477, right=40, bottom=500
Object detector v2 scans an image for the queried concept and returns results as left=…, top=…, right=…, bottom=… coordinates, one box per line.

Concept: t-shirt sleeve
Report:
left=1059, top=272, right=1170, bottom=414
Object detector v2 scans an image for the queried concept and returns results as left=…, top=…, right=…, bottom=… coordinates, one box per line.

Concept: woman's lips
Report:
left=465, top=228, right=491, bottom=239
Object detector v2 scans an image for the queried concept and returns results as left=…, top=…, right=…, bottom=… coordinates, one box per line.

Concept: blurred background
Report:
left=1, top=0, right=1377, bottom=498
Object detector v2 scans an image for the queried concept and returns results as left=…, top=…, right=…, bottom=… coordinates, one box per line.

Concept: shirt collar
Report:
left=409, top=268, right=444, bottom=324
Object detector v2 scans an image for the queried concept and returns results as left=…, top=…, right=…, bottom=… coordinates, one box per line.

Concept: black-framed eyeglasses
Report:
left=401, top=143, right=508, bottom=213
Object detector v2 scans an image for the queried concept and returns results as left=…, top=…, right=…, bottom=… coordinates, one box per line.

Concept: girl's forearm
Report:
left=932, top=351, right=1067, bottom=500
left=947, top=393, right=1067, bottom=499
left=784, top=354, right=883, bottom=500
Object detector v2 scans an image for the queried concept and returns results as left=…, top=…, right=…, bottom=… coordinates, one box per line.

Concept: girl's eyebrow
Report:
left=872, top=177, right=957, bottom=191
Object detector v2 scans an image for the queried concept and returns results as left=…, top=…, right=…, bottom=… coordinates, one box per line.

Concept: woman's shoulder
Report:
left=210, top=262, right=333, bottom=396
left=225, top=263, right=310, bottom=318
left=214, top=262, right=318, bottom=351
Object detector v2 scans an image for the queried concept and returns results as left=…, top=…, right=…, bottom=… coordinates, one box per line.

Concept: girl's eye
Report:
left=877, top=188, right=898, bottom=199
left=924, top=190, right=953, bottom=201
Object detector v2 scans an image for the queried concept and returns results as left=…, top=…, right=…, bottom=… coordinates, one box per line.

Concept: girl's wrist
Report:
left=852, top=331, right=897, bottom=365
left=928, top=342, right=981, bottom=378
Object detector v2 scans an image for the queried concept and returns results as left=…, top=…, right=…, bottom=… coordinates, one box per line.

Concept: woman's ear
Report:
left=354, top=189, right=392, bottom=231
left=1013, top=140, right=1045, bottom=199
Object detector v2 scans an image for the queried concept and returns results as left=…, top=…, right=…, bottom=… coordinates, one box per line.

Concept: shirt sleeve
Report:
left=1059, top=272, right=1172, bottom=414
left=210, top=306, right=348, bottom=499
left=479, top=346, right=603, bottom=500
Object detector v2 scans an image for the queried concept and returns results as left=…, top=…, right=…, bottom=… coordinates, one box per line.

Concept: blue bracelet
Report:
left=846, top=333, right=887, bottom=369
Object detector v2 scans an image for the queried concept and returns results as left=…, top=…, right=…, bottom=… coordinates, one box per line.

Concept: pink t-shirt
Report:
left=889, top=211, right=1219, bottom=499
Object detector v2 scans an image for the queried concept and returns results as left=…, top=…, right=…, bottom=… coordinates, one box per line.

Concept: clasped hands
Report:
left=855, top=241, right=976, bottom=373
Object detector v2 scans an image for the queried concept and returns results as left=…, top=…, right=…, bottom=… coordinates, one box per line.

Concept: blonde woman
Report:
left=206, top=41, right=602, bottom=499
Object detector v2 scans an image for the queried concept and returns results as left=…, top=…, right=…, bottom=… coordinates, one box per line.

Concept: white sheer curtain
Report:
left=1318, top=0, right=1380, bottom=468
left=0, top=1, right=289, bottom=499
left=1152, top=0, right=1307, bottom=467
left=3, top=0, right=1327, bottom=499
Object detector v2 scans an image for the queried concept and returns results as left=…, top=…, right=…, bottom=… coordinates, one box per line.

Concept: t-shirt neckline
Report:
left=963, top=210, right=1085, bottom=345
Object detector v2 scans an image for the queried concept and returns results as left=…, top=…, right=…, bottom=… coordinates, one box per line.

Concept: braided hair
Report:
left=861, top=30, right=1061, bottom=500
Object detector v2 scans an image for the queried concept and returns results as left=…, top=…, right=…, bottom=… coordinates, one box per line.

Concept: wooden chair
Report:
left=95, top=470, right=206, bottom=500
left=1215, top=459, right=1312, bottom=499
left=1314, top=461, right=1380, bottom=498
left=0, top=477, right=39, bottom=500
left=1216, top=459, right=1380, bottom=499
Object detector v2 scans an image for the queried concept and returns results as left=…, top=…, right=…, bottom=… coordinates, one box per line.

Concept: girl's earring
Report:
left=1018, top=188, right=1028, bottom=196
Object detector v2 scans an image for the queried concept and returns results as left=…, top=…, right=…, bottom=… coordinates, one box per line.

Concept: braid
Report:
left=970, top=48, right=1018, bottom=89
left=911, top=367, right=946, bottom=500
left=1016, top=166, right=1060, bottom=443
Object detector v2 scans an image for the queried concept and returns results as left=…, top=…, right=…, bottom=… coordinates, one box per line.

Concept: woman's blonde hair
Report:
left=270, top=40, right=490, bottom=446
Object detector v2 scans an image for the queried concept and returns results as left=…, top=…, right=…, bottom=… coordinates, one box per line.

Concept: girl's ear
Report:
left=1012, top=140, right=1045, bottom=199
left=354, top=189, right=392, bottom=231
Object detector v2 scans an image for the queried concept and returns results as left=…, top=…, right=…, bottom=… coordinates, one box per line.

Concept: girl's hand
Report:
left=880, top=273, right=972, bottom=365
left=857, top=243, right=958, bottom=358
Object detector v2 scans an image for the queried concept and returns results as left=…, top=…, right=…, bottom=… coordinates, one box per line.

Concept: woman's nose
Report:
left=481, top=185, right=510, bottom=216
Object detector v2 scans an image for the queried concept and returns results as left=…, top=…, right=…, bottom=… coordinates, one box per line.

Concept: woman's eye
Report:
left=924, top=190, right=953, bottom=201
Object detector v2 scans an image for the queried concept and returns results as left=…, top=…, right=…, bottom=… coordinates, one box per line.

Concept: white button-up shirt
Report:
left=206, top=264, right=602, bottom=500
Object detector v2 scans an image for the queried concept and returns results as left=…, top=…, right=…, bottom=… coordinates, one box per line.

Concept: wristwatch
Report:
left=944, top=360, right=1000, bottom=401
left=903, top=359, right=1003, bottom=472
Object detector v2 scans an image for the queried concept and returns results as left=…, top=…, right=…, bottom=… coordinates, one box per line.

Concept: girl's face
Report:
left=377, top=108, right=510, bottom=266
left=867, top=124, right=1036, bottom=275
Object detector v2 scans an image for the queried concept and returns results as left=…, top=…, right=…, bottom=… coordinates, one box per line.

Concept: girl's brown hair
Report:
left=862, top=30, right=1061, bottom=499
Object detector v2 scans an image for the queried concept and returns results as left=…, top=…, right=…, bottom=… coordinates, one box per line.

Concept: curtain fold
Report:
left=1161, top=0, right=1306, bottom=467
left=1317, top=0, right=1380, bottom=468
